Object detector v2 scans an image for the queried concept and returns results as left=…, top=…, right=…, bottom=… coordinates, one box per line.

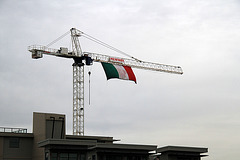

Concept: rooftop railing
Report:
left=0, top=127, right=27, bottom=133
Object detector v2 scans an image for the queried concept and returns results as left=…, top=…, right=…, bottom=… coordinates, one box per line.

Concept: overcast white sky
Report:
left=1, top=0, right=240, bottom=159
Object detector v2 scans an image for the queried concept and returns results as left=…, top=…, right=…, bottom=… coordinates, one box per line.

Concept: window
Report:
left=57, top=153, right=78, bottom=160
left=60, top=153, right=68, bottom=160
left=178, top=157, right=192, bottom=160
left=69, top=153, right=77, bottom=160
left=80, top=154, right=86, bottom=160
left=50, top=152, right=80, bottom=160
left=106, top=155, right=122, bottom=160
left=9, top=137, right=19, bottom=148
left=51, top=153, right=58, bottom=160
left=127, top=156, right=144, bottom=160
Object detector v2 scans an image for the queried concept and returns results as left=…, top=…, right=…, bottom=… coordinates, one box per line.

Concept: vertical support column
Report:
left=71, top=28, right=84, bottom=135
left=73, top=64, right=84, bottom=135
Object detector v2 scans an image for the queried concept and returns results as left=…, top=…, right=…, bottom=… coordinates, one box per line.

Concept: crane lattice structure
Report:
left=28, top=28, right=183, bottom=136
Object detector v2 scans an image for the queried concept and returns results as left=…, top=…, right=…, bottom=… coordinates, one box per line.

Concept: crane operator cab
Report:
left=85, top=56, right=93, bottom=65
left=57, top=47, right=68, bottom=54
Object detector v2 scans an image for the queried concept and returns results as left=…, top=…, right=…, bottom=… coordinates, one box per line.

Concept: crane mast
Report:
left=28, top=28, right=183, bottom=136
left=71, top=28, right=85, bottom=135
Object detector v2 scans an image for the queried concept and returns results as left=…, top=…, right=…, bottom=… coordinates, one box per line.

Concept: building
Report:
left=0, top=112, right=208, bottom=160
left=156, top=146, right=208, bottom=160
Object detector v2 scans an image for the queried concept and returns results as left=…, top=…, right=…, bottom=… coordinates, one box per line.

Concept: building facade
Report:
left=0, top=112, right=208, bottom=160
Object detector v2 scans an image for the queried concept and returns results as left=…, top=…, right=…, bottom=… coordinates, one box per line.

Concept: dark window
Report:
left=127, top=156, right=145, bottom=160
left=178, top=157, right=192, bottom=160
left=80, top=154, right=86, bottom=160
left=9, top=137, right=19, bottom=148
left=60, top=153, right=68, bottom=160
left=56, top=153, right=78, bottom=160
left=51, top=153, right=58, bottom=160
left=106, top=155, right=122, bottom=160
left=69, top=153, right=77, bottom=160
left=50, top=152, right=80, bottom=160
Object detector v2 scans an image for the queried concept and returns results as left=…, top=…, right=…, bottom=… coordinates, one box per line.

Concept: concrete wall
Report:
left=0, top=136, right=32, bottom=160
left=32, top=112, right=46, bottom=160
left=0, top=137, right=3, bottom=159
left=32, top=112, right=65, bottom=160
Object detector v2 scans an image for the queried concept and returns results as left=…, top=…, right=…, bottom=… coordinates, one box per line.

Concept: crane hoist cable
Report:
left=88, top=70, right=91, bottom=106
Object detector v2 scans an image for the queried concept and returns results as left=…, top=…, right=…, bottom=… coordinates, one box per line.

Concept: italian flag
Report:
left=101, top=62, right=137, bottom=83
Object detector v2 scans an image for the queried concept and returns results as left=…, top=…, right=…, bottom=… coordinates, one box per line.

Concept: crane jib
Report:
left=109, top=57, right=124, bottom=63
left=28, top=45, right=183, bottom=75
left=85, top=52, right=183, bottom=75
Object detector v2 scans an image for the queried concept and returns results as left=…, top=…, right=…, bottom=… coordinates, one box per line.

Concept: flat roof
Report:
left=157, top=146, right=208, bottom=153
left=89, top=143, right=157, bottom=151
left=0, top=132, right=34, bottom=138
left=38, top=138, right=157, bottom=152
left=66, top=135, right=120, bottom=142
left=38, top=138, right=97, bottom=148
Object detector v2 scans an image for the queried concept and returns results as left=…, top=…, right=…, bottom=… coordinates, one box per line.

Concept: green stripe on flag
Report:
left=101, top=62, right=119, bottom=79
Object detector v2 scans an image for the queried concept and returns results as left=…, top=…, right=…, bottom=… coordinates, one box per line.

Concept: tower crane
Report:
left=28, top=28, right=183, bottom=136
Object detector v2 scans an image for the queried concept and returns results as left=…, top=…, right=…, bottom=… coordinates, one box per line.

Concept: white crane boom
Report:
left=85, top=52, right=183, bottom=74
left=28, top=45, right=183, bottom=74
left=28, top=28, right=183, bottom=136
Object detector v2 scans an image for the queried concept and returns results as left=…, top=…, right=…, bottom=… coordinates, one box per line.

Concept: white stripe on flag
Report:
left=114, top=65, right=129, bottom=80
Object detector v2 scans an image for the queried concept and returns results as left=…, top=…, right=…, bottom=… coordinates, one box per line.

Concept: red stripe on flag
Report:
left=123, top=66, right=137, bottom=83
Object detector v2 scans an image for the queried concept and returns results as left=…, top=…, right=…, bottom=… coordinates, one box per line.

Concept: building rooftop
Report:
left=0, top=127, right=27, bottom=133
left=66, top=135, right=120, bottom=143
left=89, top=143, right=157, bottom=151
left=157, top=146, right=208, bottom=153
left=0, top=132, right=33, bottom=138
